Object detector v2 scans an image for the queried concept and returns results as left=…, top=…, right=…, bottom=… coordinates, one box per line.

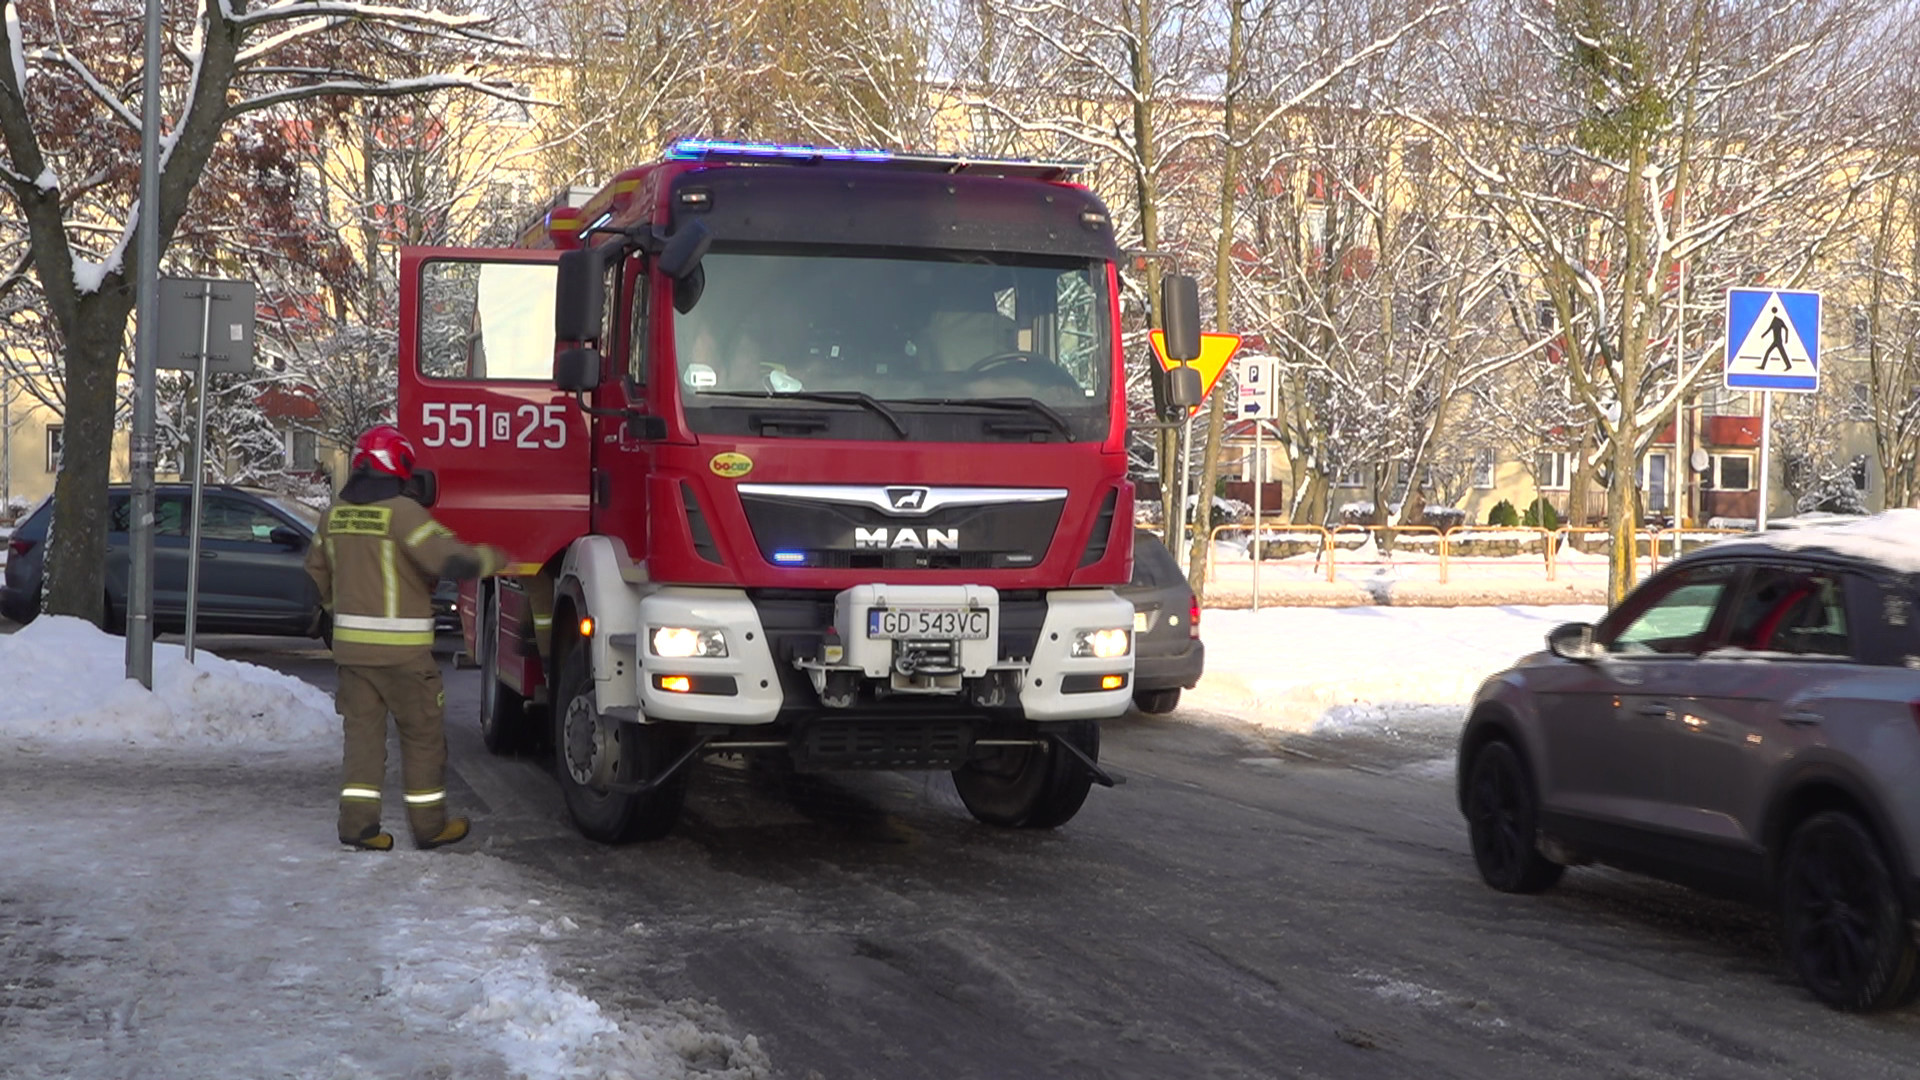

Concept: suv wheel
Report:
left=1779, top=811, right=1920, bottom=1010
left=1465, top=740, right=1564, bottom=894
left=1134, top=687, right=1181, bottom=715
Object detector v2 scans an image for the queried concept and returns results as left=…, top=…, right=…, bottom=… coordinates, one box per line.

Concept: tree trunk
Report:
left=43, top=289, right=135, bottom=623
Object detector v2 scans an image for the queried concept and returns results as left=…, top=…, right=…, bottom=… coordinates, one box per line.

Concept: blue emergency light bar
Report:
left=772, top=550, right=808, bottom=565
left=665, top=139, right=1084, bottom=181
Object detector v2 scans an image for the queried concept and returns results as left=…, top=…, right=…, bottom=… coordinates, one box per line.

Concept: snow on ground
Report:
left=1186, top=603, right=1605, bottom=735
left=0, top=603, right=1605, bottom=1076
left=0, top=617, right=769, bottom=1080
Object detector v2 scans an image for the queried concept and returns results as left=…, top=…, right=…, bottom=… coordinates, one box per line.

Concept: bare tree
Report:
left=1416, top=0, right=1914, bottom=601
left=0, top=0, right=530, bottom=624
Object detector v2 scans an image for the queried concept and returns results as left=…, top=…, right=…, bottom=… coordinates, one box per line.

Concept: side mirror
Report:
left=1546, top=622, right=1599, bottom=661
left=407, top=469, right=439, bottom=509
left=1160, top=274, right=1201, bottom=362
left=268, top=526, right=306, bottom=550
left=555, top=248, right=607, bottom=342
left=1166, top=365, right=1203, bottom=409
left=555, top=346, right=602, bottom=392
left=659, top=220, right=712, bottom=281
left=673, top=264, right=705, bottom=315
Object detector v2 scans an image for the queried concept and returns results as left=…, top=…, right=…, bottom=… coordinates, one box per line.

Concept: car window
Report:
left=203, top=496, right=288, bottom=544
left=1725, top=565, right=1852, bottom=658
left=1130, top=532, right=1185, bottom=588
left=108, top=495, right=132, bottom=533
left=154, top=494, right=189, bottom=538
left=261, top=494, right=321, bottom=529
left=1603, top=567, right=1734, bottom=656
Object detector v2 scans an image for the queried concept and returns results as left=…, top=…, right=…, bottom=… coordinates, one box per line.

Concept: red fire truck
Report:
left=397, top=139, right=1201, bottom=842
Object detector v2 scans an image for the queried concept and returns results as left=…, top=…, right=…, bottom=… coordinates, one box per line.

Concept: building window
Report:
left=287, top=429, right=319, bottom=471
left=45, top=424, right=62, bottom=472
left=1701, top=452, right=1754, bottom=492
left=1536, top=450, right=1571, bottom=490
left=1473, top=448, right=1496, bottom=489
left=1333, top=465, right=1367, bottom=489
left=1700, top=386, right=1748, bottom=417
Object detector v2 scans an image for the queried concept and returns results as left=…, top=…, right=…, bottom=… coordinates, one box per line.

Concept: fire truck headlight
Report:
left=650, top=626, right=729, bottom=658
left=1072, top=627, right=1131, bottom=659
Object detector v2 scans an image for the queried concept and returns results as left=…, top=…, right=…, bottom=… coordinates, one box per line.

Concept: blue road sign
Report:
left=1725, top=288, right=1819, bottom=393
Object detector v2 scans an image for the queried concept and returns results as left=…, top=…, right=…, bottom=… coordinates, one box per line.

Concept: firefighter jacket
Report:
left=305, top=475, right=505, bottom=667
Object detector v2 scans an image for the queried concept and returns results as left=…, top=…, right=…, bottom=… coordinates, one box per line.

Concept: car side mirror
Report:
left=1166, top=365, right=1202, bottom=409
left=554, top=247, right=607, bottom=342
left=1546, top=622, right=1599, bottom=661
left=268, top=526, right=306, bottom=549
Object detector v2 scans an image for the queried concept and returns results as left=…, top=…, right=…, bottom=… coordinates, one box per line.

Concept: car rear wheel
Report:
left=552, top=645, right=689, bottom=843
left=1465, top=740, right=1564, bottom=894
left=1134, top=687, right=1181, bottom=715
left=477, top=585, right=532, bottom=755
left=1779, top=811, right=1920, bottom=1011
left=952, top=721, right=1098, bottom=829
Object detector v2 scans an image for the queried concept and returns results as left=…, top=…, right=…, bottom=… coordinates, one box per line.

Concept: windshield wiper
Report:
left=700, top=390, right=908, bottom=438
left=901, top=397, right=1075, bottom=442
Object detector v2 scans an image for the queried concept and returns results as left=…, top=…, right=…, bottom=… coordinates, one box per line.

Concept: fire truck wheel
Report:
left=477, top=585, right=530, bottom=755
left=952, top=720, right=1099, bottom=829
left=552, top=645, right=689, bottom=843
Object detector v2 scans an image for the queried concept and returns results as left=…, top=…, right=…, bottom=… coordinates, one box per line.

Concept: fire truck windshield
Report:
left=672, top=249, right=1111, bottom=441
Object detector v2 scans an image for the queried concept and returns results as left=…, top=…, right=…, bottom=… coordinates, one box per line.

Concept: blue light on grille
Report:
left=772, top=551, right=807, bottom=565
left=666, top=139, right=893, bottom=163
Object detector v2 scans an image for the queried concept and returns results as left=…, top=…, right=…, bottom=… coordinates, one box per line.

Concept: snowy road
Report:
left=9, top=616, right=1920, bottom=1077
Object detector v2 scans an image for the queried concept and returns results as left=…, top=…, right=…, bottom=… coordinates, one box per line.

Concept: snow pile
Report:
left=0, top=615, right=340, bottom=747
left=1188, top=604, right=1604, bottom=734
left=0, top=616, right=770, bottom=1078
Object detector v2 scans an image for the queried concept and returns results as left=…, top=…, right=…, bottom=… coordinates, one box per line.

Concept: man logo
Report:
left=855, top=527, right=959, bottom=550
left=886, top=486, right=931, bottom=512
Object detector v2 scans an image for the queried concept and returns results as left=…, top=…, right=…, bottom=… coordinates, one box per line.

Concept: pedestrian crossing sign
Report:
left=1725, top=288, right=1819, bottom=393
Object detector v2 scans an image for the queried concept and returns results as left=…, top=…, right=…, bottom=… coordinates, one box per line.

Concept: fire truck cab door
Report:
left=398, top=247, right=588, bottom=569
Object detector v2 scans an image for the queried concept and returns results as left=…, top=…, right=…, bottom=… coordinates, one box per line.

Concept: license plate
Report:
left=868, top=607, right=991, bottom=640
left=1133, top=610, right=1151, bottom=632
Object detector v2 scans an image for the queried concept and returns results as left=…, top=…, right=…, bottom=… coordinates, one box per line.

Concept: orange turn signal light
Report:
left=659, top=675, right=692, bottom=693
left=579, top=617, right=594, bottom=638
left=1101, top=674, right=1125, bottom=691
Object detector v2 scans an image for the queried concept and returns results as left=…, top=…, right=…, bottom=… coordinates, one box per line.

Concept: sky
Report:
left=0, top=603, right=1600, bottom=1078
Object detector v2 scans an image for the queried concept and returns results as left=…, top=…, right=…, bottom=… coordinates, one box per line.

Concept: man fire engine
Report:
left=397, top=140, right=1202, bottom=842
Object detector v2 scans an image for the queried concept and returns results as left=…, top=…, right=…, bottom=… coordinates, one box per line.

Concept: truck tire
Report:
left=477, top=585, right=531, bottom=756
left=552, top=645, right=688, bottom=843
left=952, top=721, right=1098, bottom=829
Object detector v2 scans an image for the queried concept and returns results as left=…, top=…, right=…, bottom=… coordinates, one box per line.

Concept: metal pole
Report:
left=1251, top=419, right=1262, bottom=613
left=1756, top=390, right=1772, bottom=531
left=1175, top=411, right=1194, bottom=572
left=183, top=286, right=213, bottom=661
left=126, top=0, right=163, bottom=687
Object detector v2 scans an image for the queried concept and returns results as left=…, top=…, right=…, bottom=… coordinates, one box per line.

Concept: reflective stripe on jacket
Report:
left=305, top=493, right=503, bottom=666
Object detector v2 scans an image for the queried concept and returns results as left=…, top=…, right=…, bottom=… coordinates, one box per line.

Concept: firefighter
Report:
left=306, top=423, right=507, bottom=851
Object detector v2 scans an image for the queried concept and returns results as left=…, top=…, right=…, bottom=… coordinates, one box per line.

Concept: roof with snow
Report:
left=1710, top=509, right=1920, bottom=574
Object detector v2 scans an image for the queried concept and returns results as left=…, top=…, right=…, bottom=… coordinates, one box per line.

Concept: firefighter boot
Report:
left=343, top=825, right=394, bottom=852
left=417, top=817, right=469, bottom=851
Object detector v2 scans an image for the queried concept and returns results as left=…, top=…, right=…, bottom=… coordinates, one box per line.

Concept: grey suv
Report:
left=1458, top=512, right=1920, bottom=1010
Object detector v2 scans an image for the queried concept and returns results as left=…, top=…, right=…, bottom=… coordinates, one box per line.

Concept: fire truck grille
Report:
left=796, top=721, right=973, bottom=771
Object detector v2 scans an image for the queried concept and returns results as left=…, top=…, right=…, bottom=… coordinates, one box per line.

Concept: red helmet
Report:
left=352, top=424, right=416, bottom=480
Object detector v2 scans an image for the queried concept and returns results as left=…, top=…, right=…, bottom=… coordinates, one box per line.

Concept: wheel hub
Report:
left=562, top=696, right=620, bottom=789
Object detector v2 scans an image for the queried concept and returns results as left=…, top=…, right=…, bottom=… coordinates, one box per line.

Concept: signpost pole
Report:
left=183, top=286, right=214, bottom=662
left=1251, top=419, right=1262, bottom=613
left=1756, top=390, right=1772, bottom=531
left=126, top=0, right=164, bottom=688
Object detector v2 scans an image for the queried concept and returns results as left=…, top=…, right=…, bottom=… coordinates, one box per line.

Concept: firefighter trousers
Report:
left=335, top=654, right=451, bottom=844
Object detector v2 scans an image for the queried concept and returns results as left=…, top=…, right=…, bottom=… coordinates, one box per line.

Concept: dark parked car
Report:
left=1119, top=530, right=1204, bottom=714
left=2, top=484, right=327, bottom=638
left=1458, top=511, right=1920, bottom=1010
